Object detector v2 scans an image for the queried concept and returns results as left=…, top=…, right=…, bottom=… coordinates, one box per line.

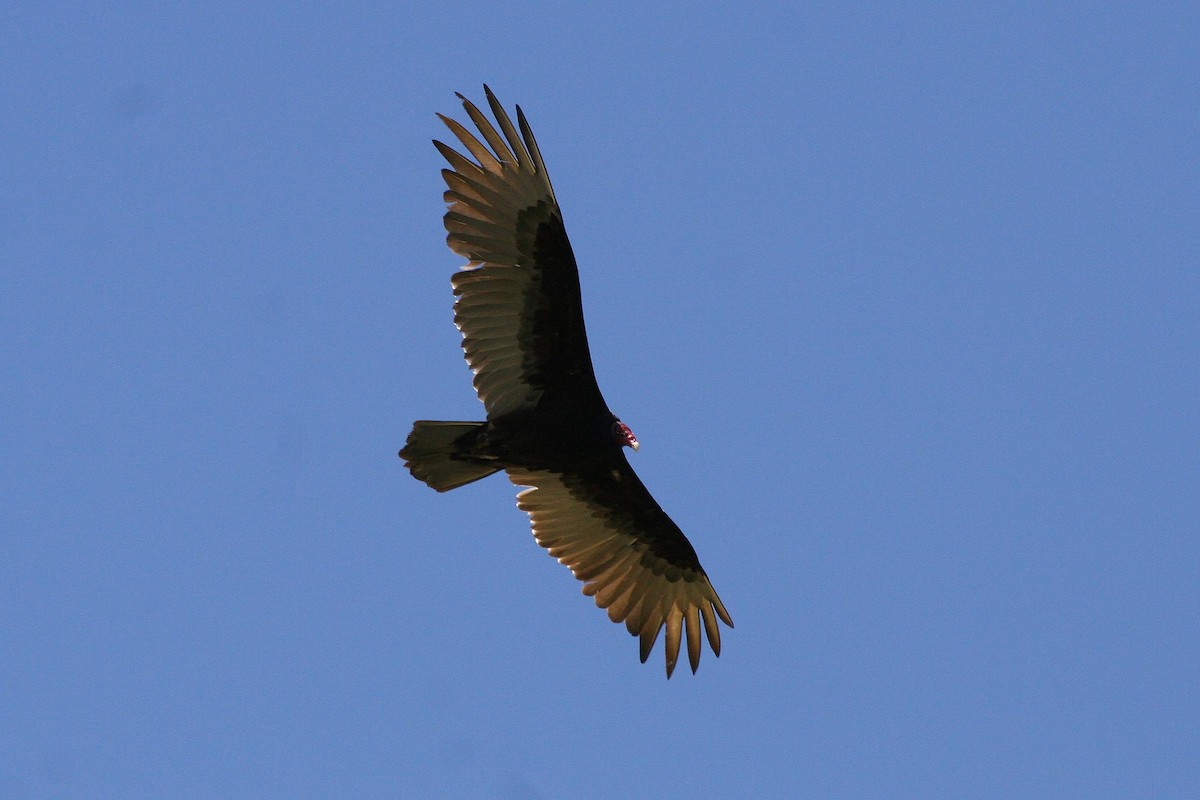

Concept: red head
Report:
left=612, top=420, right=640, bottom=451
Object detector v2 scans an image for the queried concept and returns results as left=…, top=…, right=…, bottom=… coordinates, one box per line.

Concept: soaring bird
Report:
left=400, top=87, right=732, bottom=677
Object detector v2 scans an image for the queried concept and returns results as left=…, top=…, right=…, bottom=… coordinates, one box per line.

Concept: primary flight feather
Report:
left=400, top=87, right=732, bottom=677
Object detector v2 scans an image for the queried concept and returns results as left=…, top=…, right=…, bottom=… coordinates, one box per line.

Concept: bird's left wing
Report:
left=506, top=456, right=733, bottom=677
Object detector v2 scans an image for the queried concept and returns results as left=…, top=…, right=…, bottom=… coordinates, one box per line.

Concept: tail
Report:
left=399, top=421, right=501, bottom=492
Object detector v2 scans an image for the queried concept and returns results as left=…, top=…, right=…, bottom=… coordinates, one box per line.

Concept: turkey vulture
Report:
left=400, top=87, right=732, bottom=677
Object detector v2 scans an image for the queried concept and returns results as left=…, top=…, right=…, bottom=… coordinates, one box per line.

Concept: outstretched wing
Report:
left=507, top=457, right=733, bottom=677
left=437, top=87, right=604, bottom=419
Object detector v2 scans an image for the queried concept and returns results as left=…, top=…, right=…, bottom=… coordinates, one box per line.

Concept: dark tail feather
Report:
left=399, top=421, right=500, bottom=492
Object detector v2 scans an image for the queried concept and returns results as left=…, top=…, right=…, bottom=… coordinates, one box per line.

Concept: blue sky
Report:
left=3, top=3, right=1197, bottom=798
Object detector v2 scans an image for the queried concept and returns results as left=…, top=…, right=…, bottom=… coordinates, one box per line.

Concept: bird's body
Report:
left=400, top=87, right=731, bottom=677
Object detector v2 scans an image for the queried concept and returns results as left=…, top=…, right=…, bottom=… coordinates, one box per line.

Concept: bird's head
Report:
left=611, top=419, right=640, bottom=452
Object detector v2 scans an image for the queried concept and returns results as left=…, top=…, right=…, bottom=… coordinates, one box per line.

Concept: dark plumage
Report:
left=400, top=87, right=732, bottom=677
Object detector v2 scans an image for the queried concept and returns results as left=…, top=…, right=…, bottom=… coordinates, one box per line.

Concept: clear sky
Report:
left=3, top=3, right=1196, bottom=798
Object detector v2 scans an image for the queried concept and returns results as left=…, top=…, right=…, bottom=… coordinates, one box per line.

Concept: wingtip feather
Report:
left=639, top=626, right=660, bottom=664
left=685, top=606, right=702, bottom=674
left=664, top=607, right=683, bottom=678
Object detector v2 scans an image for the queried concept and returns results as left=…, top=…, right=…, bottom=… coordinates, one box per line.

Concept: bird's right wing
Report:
left=437, top=87, right=605, bottom=419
